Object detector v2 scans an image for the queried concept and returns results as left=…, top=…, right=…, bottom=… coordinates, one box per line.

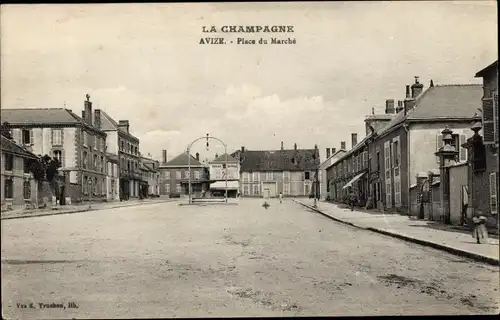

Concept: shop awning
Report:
left=210, top=180, right=239, bottom=190
left=342, top=172, right=366, bottom=189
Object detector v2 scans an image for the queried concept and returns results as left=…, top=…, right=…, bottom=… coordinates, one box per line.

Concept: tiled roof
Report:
left=237, top=149, right=320, bottom=172
left=163, top=152, right=202, bottom=166
left=1, top=108, right=82, bottom=125
left=1, top=136, right=39, bottom=159
left=210, top=153, right=238, bottom=163
left=376, top=84, right=482, bottom=137
left=475, top=60, right=498, bottom=77
left=98, top=110, right=139, bottom=141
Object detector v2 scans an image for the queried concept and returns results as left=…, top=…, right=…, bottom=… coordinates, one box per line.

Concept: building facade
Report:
left=141, top=156, right=161, bottom=197
left=1, top=135, right=39, bottom=210
left=105, top=153, right=120, bottom=201
left=319, top=146, right=343, bottom=200
left=158, top=150, right=209, bottom=197
left=233, top=143, right=320, bottom=198
left=99, top=110, right=141, bottom=200
left=1, top=96, right=108, bottom=203
left=208, top=153, right=240, bottom=197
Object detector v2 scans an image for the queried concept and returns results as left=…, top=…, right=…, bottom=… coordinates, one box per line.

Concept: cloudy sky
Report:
left=1, top=2, right=497, bottom=163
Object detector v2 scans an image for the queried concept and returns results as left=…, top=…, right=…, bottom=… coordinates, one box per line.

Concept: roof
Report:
left=327, top=134, right=372, bottom=170
left=1, top=108, right=83, bottom=125
left=210, top=153, right=238, bottom=163
left=1, top=136, right=39, bottom=159
left=376, top=84, right=482, bottom=137
left=162, top=152, right=202, bottom=167
left=475, top=60, right=498, bottom=78
left=236, top=148, right=320, bottom=172
left=98, top=109, right=139, bottom=141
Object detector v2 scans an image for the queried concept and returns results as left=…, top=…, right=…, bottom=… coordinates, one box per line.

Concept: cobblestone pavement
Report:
left=1, top=199, right=499, bottom=319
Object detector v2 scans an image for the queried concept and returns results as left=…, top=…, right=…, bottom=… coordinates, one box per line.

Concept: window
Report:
left=482, top=92, right=498, bottom=145
left=394, top=180, right=401, bottom=207
left=4, top=154, right=14, bottom=171
left=83, top=151, right=88, bottom=169
left=243, top=185, right=250, bottom=196
left=120, top=140, right=124, bottom=151
left=101, top=156, right=104, bottom=172
left=165, top=171, right=171, bottom=179
left=175, top=171, right=181, bottom=179
left=23, top=181, right=31, bottom=200
left=4, top=178, right=13, bottom=199
left=266, top=172, right=273, bottom=181
left=100, top=138, right=105, bottom=151
left=242, top=172, right=249, bottom=182
left=135, top=146, right=138, bottom=155
left=52, top=129, right=63, bottom=146
left=83, top=132, right=88, bottom=146
left=384, top=141, right=391, bottom=180
left=93, top=155, right=98, bottom=170
left=83, top=175, right=88, bottom=194
left=23, top=158, right=31, bottom=174
left=376, top=151, right=381, bottom=171
left=94, top=136, right=99, bottom=150
left=184, top=170, right=190, bottom=179
left=253, top=184, right=260, bottom=196
left=194, top=171, right=200, bottom=179
left=283, top=183, right=290, bottom=195
left=53, top=150, right=62, bottom=166
left=94, top=177, right=98, bottom=194
left=165, top=184, right=170, bottom=193
left=490, top=172, right=498, bottom=215
left=175, top=183, right=181, bottom=193
left=363, top=151, right=368, bottom=169
left=22, top=129, right=33, bottom=145
left=385, top=182, right=392, bottom=209
left=253, top=172, right=260, bottom=182
left=304, top=172, right=310, bottom=180
left=283, top=171, right=290, bottom=181
left=436, top=132, right=468, bottom=164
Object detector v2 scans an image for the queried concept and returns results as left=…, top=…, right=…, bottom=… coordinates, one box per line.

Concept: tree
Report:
left=29, top=154, right=62, bottom=207
left=0, top=122, right=12, bottom=139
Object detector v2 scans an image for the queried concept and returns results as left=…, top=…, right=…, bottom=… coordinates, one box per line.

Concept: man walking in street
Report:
left=279, top=192, right=283, bottom=204
left=348, top=188, right=356, bottom=211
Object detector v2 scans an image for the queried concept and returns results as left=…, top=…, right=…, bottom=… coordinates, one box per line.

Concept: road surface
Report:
left=1, top=199, right=498, bottom=318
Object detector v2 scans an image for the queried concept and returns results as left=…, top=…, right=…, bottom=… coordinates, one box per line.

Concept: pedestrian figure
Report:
left=472, top=212, right=489, bottom=244
left=348, top=188, right=356, bottom=211
left=279, top=192, right=283, bottom=204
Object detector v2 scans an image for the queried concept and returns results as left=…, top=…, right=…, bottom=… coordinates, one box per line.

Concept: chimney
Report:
left=81, top=110, right=86, bottom=122
left=281, top=141, right=284, bottom=150
left=196, top=152, right=200, bottom=161
left=405, top=85, right=411, bottom=99
left=118, top=120, right=130, bottom=133
left=162, top=150, right=167, bottom=164
left=331, top=147, right=336, bottom=155
left=326, top=148, right=331, bottom=159
left=341, top=141, right=346, bottom=150
left=84, top=94, right=92, bottom=126
left=395, top=100, right=404, bottom=113
left=94, top=109, right=101, bottom=130
left=385, top=99, right=395, bottom=114
left=411, top=76, right=424, bottom=98
left=351, top=133, right=358, bottom=149
left=430, top=79, right=434, bottom=88
left=241, top=146, right=245, bottom=153
left=294, top=143, right=297, bottom=150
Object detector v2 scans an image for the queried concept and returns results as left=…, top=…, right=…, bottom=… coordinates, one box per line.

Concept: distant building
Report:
left=208, top=153, right=240, bottom=197
left=158, top=150, right=209, bottom=197
left=320, top=145, right=346, bottom=200
left=99, top=110, right=141, bottom=200
left=140, top=156, right=161, bottom=197
left=1, top=96, right=108, bottom=203
left=232, top=143, right=320, bottom=198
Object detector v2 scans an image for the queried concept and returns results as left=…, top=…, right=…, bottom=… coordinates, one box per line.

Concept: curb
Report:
left=293, top=199, right=500, bottom=267
left=1, top=199, right=176, bottom=221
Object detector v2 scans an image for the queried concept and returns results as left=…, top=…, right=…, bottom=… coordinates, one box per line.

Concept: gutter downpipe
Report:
left=403, top=123, right=410, bottom=216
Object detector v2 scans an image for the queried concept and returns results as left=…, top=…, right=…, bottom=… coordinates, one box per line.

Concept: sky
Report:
left=1, top=1, right=497, bottom=163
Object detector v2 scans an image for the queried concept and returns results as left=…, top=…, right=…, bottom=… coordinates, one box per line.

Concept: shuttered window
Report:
left=459, top=134, right=467, bottom=162
left=482, top=94, right=498, bottom=145
left=490, top=172, right=498, bottom=215
left=384, top=141, right=391, bottom=180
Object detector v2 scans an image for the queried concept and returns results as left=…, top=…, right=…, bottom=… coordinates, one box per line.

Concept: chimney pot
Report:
left=430, top=79, right=434, bottom=87
left=406, top=85, right=411, bottom=99
left=294, top=143, right=297, bottom=150
left=351, top=133, right=358, bottom=149
left=396, top=100, right=403, bottom=113
left=411, top=76, right=424, bottom=98
left=241, top=146, right=245, bottom=153
left=94, top=109, right=101, bottom=130
left=326, top=148, right=331, bottom=159
left=281, top=141, right=284, bottom=150
left=162, top=150, right=167, bottom=164
left=332, top=147, right=336, bottom=155
left=385, top=99, right=395, bottom=114
left=84, top=97, right=92, bottom=126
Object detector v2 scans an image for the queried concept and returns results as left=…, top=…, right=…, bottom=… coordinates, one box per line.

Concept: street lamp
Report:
left=187, top=134, right=228, bottom=204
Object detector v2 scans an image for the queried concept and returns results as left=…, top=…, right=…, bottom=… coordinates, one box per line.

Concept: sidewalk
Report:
left=1, top=198, right=177, bottom=220
left=294, top=199, right=500, bottom=266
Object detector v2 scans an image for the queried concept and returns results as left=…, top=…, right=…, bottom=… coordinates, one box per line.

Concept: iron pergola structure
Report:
left=187, top=134, right=228, bottom=204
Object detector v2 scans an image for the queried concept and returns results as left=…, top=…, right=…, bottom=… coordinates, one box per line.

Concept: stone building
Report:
left=140, top=156, right=161, bottom=197
left=208, top=153, right=240, bottom=197
left=1, top=135, right=39, bottom=210
left=158, top=150, right=209, bottom=197
left=232, top=142, right=320, bottom=198
left=319, top=145, right=345, bottom=200
left=98, top=110, right=141, bottom=200
left=1, top=95, right=108, bottom=203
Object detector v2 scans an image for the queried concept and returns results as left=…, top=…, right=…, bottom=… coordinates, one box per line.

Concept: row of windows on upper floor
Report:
left=160, top=170, right=316, bottom=181
left=119, top=138, right=139, bottom=156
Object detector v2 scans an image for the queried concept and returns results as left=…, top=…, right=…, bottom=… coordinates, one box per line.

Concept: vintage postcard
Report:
left=1, top=1, right=498, bottom=319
